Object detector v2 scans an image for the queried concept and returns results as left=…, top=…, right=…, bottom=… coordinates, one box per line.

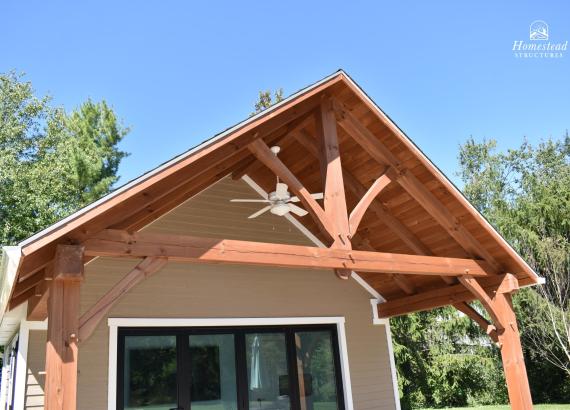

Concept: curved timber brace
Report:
left=458, top=273, right=533, bottom=410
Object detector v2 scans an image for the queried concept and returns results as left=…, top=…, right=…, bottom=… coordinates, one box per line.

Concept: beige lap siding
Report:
left=27, top=178, right=397, bottom=410
left=78, top=261, right=397, bottom=410
left=25, top=330, right=46, bottom=409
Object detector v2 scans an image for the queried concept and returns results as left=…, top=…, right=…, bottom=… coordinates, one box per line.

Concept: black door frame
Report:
left=117, top=324, right=346, bottom=410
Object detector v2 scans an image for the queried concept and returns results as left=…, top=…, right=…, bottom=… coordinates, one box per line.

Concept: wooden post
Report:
left=317, top=99, right=352, bottom=279
left=459, top=273, right=532, bottom=410
left=45, top=245, right=84, bottom=410
left=495, top=292, right=533, bottom=410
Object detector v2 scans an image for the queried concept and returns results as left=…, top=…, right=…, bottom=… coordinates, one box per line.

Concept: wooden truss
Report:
left=13, top=88, right=534, bottom=410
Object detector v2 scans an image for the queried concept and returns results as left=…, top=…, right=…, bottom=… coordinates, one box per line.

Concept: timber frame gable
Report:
left=0, top=70, right=541, bottom=410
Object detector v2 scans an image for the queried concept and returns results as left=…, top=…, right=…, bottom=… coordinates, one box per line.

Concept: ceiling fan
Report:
left=230, top=146, right=323, bottom=219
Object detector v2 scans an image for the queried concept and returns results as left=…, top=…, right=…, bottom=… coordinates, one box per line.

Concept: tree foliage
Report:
left=0, top=72, right=129, bottom=246
left=458, top=134, right=570, bottom=401
left=392, top=307, right=507, bottom=409
left=251, top=89, right=284, bottom=116
left=392, top=133, right=570, bottom=408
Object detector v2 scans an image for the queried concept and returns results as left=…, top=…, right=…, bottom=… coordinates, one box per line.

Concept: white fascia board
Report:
left=0, top=247, right=22, bottom=336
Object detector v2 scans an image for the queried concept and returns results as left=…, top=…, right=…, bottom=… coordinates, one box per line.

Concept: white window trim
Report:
left=12, top=319, right=48, bottom=410
left=0, top=333, right=18, bottom=410
left=371, top=300, right=401, bottom=410
left=107, top=316, right=354, bottom=410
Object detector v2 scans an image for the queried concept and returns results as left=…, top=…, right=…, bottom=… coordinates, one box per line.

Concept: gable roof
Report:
left=0, top=70, right=541, bottom=318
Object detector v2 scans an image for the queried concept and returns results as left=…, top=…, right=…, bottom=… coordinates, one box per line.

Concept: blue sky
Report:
left=2, top=0, right=569, bottom=186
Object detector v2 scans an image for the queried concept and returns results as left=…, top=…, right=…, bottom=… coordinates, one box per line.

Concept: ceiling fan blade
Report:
left=289, top=192, right=323, bottom=203
left=288, top=204, right=308, bottom=217
left=248, top=206, right=272, bottom=219
left=230, top=199, right=271, bottom=203
left=276, top=182, right=289, bottom=199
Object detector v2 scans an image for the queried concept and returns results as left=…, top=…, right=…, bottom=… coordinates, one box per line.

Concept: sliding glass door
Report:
left=117, top=325, right=345, bottom=410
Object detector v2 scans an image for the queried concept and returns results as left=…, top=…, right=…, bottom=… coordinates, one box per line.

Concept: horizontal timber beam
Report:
left=378, top=273, right=512, bottom=317
left=83, top=229, right=496, bottom=278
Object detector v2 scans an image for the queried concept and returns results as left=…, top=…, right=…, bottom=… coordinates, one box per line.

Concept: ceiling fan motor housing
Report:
left=270, top=202, right=290, bottom=216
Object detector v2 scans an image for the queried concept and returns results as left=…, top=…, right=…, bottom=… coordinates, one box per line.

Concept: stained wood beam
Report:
left=494, top=292, right=534, bottom=409
left=232, top=109, right=316, bottom=180
left=45, top=245, right=84, bottom=410
left=248, top=139, right=335, bottom=242
left=12, top=270, right=45, bottom=298
left=349, top=168, right=394, bottom=236
left=352, top=237, right=416, bottom=295
left=333, top=99, right=502, bottom=272
left=457, top=273, right=532, bottom=408
left=78, top=257, right=168, bottom=342
left=27, top=281, right=50, bottom=321
left=458, top=275, right=505, bottom=330
left=83, top=229, right=495, bottom=279
left=453, top=302, right=498, bottom=343
left=317, top=99, right=352, bottom=279
left=293, top=130, right=434, bottom=257
left=294, top=130, right=454, bottom=291
left=378, top=273, right=511, bottom=317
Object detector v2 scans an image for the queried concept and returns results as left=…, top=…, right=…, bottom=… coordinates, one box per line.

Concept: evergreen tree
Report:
left=0, top=72, right=129, bottom=245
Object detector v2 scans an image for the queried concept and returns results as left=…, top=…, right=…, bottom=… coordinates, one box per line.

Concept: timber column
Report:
left=495, top=292, right=533, bottom=410
left=45, top=245, right=84, bottom=410
left=460, top=274, right=533, bottom=410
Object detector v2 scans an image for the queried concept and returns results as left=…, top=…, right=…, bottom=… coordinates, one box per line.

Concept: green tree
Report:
left=251, top=89, right=284, bottom=116
left=392, top=306, right=507, bottom=409
left=0, top=72, right=129, bottom=246
left=457, top=134, right=570, bottom=402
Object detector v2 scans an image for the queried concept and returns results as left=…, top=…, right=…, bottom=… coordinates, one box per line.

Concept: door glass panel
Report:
left=123, top=335, right=177, bottom=410
left=246, top=333, right=291, bottom=410
left=295, top=331, right=340, bottom=410
left=189, top=334, right=238, bottom=410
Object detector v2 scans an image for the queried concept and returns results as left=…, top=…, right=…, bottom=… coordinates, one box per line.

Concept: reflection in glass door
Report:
left=295, top=331, right=341, bottom=410
left=122, top=335, right=178, bottom=410
left=118, top=326, right=345, bottom=410
left=246, top=333, right=291, bottom=410
left=189, top=334, right=238, bottom=410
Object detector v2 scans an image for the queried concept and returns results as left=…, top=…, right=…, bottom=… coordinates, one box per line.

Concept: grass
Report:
left=421, top=405, right=570, bottom=410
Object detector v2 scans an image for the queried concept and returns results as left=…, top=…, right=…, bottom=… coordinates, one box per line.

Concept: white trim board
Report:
left=370, top=299, right=401, bottom=410
left=13, top=320, right=48, bottom=410
left=107, top=316, right=354, bottom=410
